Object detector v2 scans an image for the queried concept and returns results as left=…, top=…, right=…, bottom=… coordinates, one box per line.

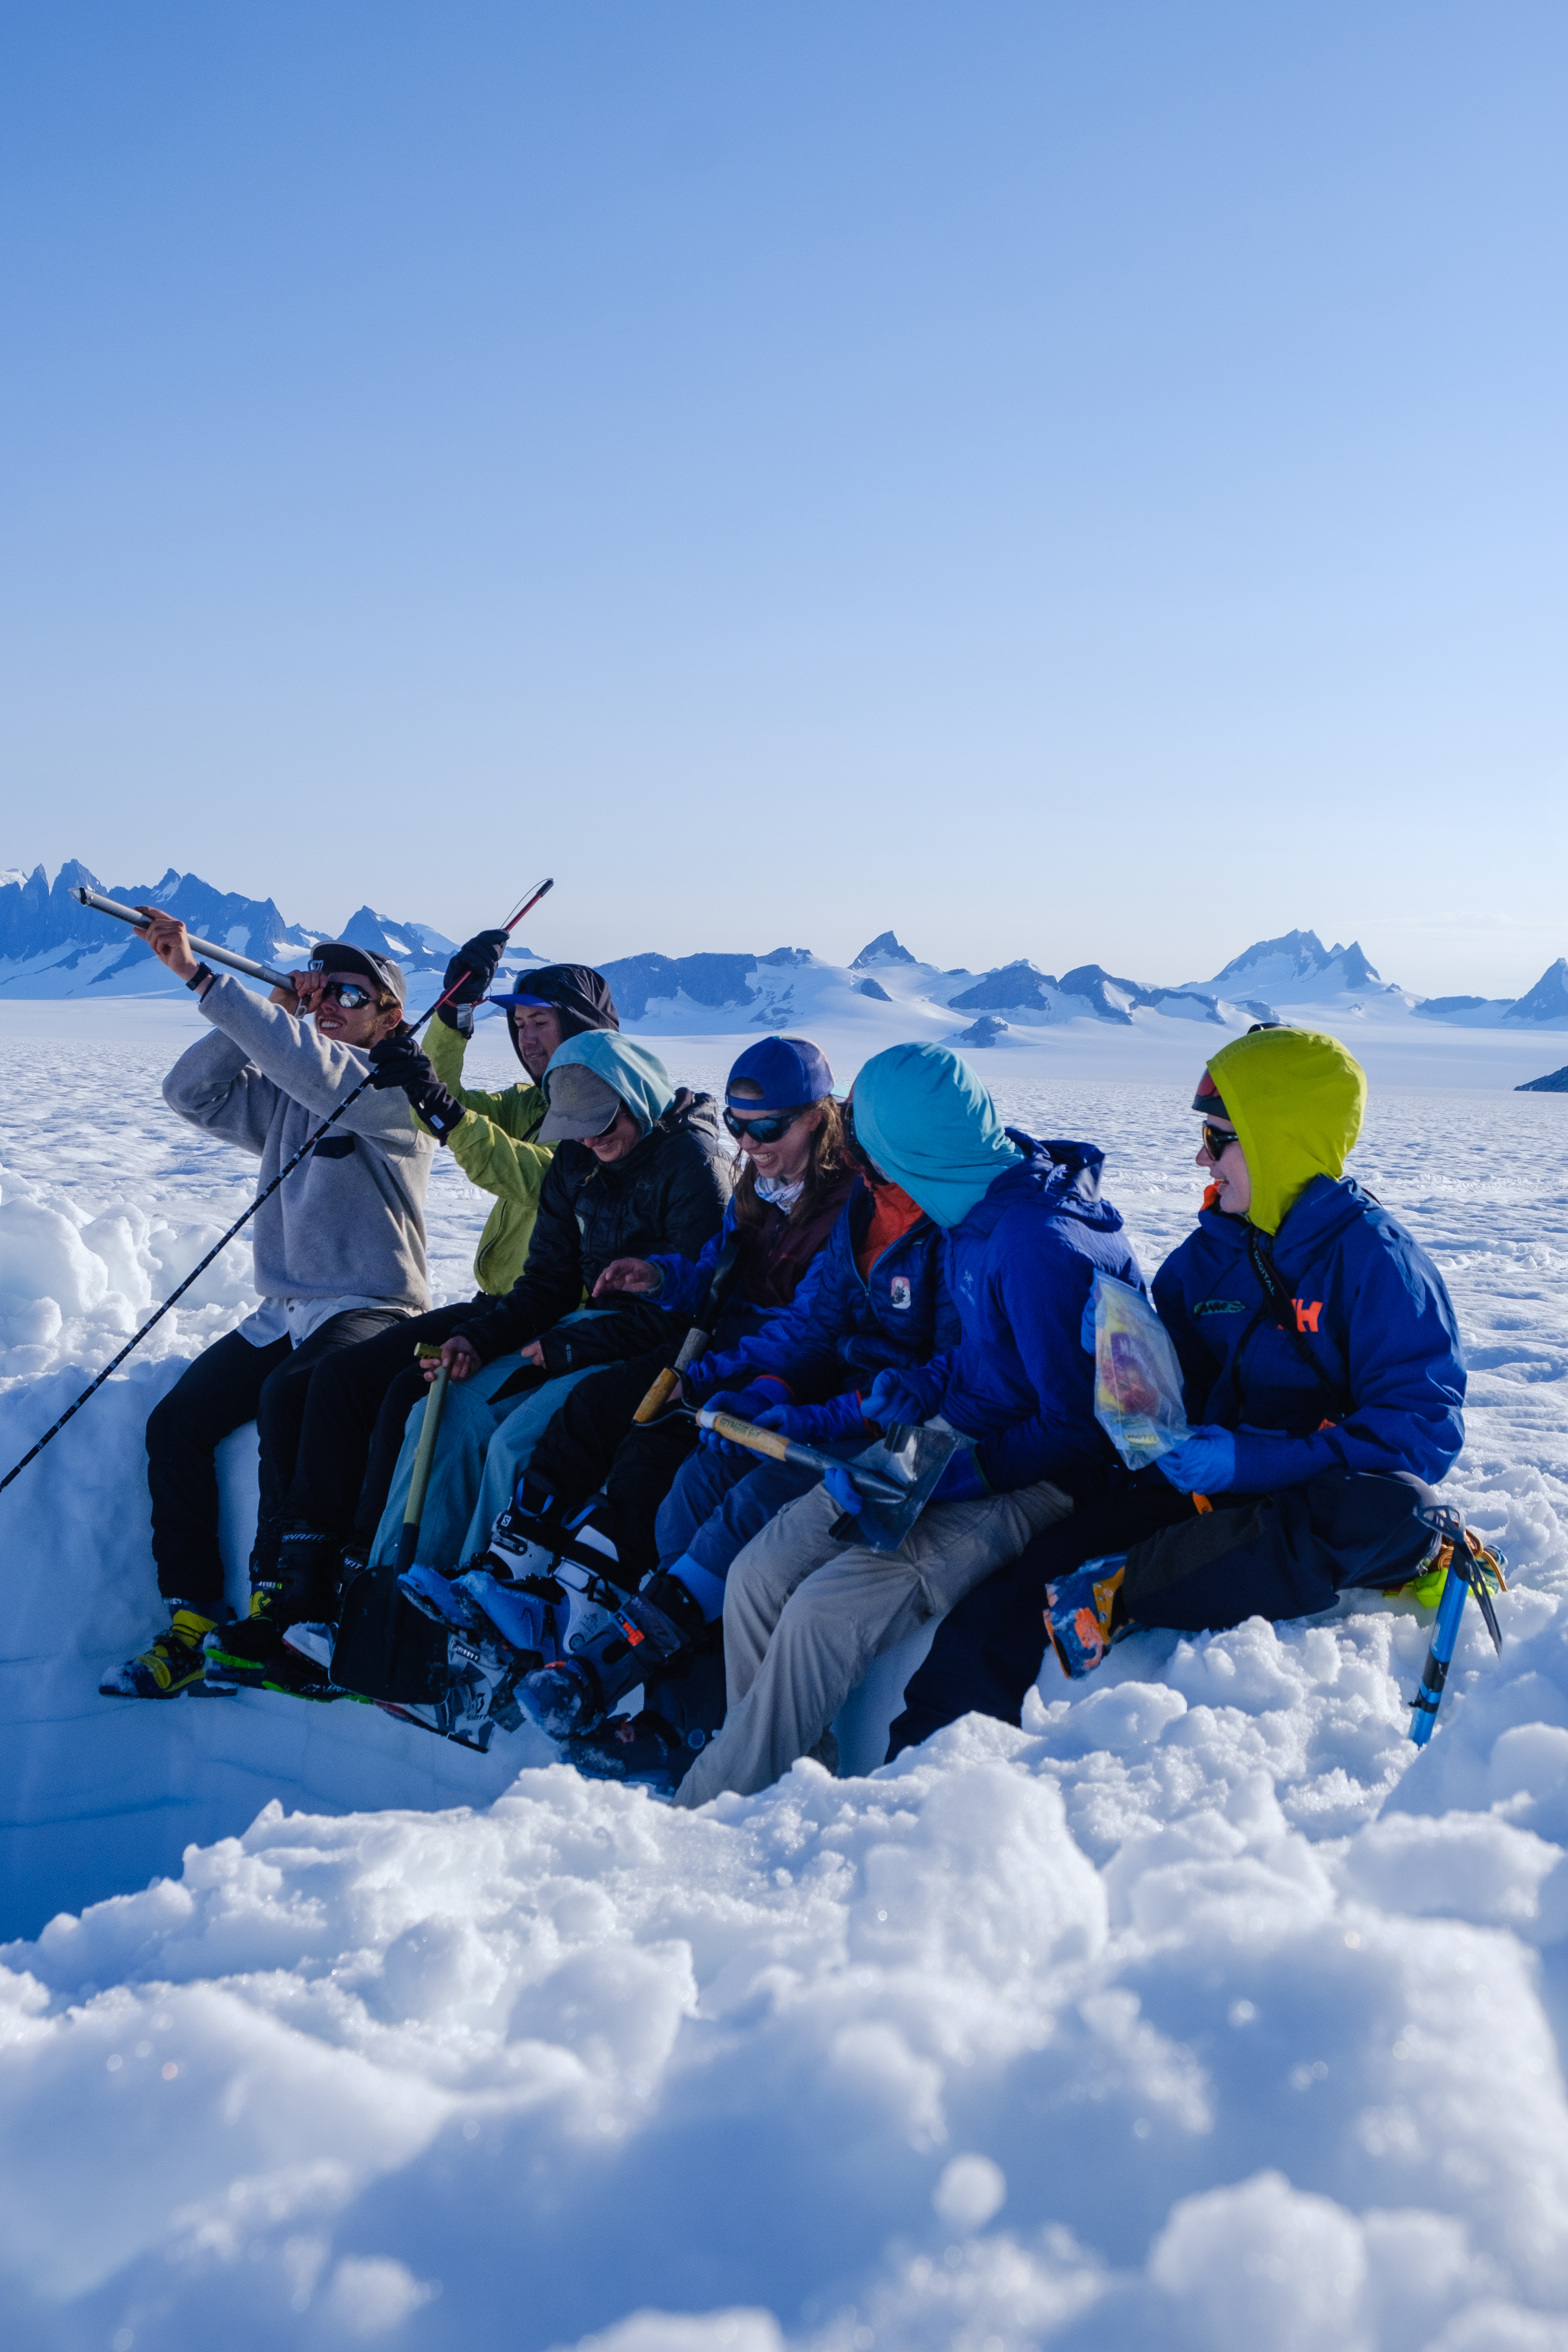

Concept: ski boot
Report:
left=204, top=1526, right=343, bottom=1698
left=397, top=1559, right=493, bottom=1631
left=100, top=1608, right=225, bottom=1700
left=566, top=1709, right=707, bottom=1796
left=1043, top=1555, right=1130, bottom=1679
left=518, top=1573, right=705, bottom=1740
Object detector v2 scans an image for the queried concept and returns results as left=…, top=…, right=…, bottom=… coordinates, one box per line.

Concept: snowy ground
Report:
left=3, top=1004, right=1568, bottom=2350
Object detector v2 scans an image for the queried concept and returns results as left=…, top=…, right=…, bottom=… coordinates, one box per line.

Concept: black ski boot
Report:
left=100, top=1607, right=226, bottom=1700
left=205, top=1525, right=343, bottom=1698
left=518, top=1573, right=705, bottom=1740
left=566, top=1709, right=708, bottom=1795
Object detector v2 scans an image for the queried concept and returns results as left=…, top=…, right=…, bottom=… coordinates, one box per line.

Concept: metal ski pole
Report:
left=1409, top=1505, right=1504, bottom=1747
left=73, top=886, right=296, bottom=989
left=393, top=1352, right=451, bottom=1575
left=0, top=878, right=554, bottom=1499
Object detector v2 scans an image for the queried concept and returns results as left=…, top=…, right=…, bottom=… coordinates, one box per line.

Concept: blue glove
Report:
left=1159, top=1428, right=1237, bottom=1494
left=1080, top=1293, right=1097, bottom=1354
left=753, top=1397, right=873, bottom=1447
left=823, top=1464, right=864, bottom=1516
left=928, top=1446, right=988, bottom=1504
left=864, top=1367, right=937, bottom=1429
left=698, top=1383, right=789, bottom=1456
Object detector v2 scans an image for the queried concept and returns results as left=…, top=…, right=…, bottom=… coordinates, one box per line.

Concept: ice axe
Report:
left=392, top=1348, right=451, bottom=1575
left=0, top=878, right=556, bottom=1500
left=631, top=1230, right=745, bottom=1424
left=1408, top=1505, right=1505, bottom=1747
left=681, top=1406, right=964, bottom=1553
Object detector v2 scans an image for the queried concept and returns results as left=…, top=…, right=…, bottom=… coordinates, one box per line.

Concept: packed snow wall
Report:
left=5, top=1039, right=1568, bottom=2349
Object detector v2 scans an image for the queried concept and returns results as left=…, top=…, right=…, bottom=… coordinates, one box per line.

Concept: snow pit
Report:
left=2, top=1026, right=1568, bottom=2347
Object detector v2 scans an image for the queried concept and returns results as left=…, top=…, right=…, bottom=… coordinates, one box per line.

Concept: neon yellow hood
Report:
left=1202, top=1026, right=1367, bottom=1237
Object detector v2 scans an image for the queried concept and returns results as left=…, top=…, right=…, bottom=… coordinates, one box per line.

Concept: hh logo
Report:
left=889, top=1276, right=912, bottom=1311
left=1294, top=1298, right=1323, bottom=1333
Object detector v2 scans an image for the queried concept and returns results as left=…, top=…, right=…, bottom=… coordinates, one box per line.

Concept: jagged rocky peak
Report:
left=1201, top=929, right=1383, bottom=995
left=1504, top=957, right=1568, bottom=1025
left=851, top=931, right=918, bottom=969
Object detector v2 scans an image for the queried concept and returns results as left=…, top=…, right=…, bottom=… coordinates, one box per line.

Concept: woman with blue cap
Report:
left=669, top=1041, right=1141, bottom=1808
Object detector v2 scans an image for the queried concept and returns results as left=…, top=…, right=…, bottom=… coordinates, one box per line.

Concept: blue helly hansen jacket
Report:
left=1152, top=1174, right=1465, bottom=1491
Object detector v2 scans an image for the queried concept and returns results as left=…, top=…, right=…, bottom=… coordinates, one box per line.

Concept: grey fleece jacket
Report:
left=161, top=974, right=436, bottom=1312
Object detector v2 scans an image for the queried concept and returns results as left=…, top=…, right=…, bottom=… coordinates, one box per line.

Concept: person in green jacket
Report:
left=216, top=945, right=622, bottom=1672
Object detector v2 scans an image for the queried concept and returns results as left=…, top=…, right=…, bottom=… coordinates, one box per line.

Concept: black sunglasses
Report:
left=724, top=1104, right=806, bottom=1145
left=1200, top=1120, right=1241, bottom=1161
left=315, top=978, right=379, bottom=1010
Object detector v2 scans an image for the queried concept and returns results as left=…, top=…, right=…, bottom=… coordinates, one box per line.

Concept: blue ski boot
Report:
left=518, top=1574, right=705, bottom=1740
left=1043, top=1556, right=1129, bottom=1679
left=566, top=1710, right=706, bottom=1795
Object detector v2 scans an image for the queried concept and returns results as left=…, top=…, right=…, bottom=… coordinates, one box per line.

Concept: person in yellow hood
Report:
left=889, top=1025, right=1486, bottom=1744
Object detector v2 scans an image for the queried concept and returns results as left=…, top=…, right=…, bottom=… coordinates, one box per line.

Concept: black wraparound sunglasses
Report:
left=724, top=1104, right=806, bottom=1144
left=1200, top=1120, right=1241, bottom=1160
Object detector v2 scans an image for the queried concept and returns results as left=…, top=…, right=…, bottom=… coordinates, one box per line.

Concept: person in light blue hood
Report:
left=851, top=1042, right=1024, bottom=1228
left=672, top=1047, right=1140, bottom=1808
left=341, top=1034, right=733, bottom=1597
left=536, top=1030, right=677, bottom=1142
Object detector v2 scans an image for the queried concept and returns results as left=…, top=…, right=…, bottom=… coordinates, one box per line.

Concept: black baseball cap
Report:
left=306, top=943, right=405, bottom=1005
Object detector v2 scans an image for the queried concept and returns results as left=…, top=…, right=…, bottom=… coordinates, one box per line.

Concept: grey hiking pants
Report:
left=672, top=1471, right=1074, bottom=1809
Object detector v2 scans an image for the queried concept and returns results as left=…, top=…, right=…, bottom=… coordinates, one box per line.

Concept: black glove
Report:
left=367, top=1027, right=466, bottom=1143
left=436, top=928, right=509, bottom=1028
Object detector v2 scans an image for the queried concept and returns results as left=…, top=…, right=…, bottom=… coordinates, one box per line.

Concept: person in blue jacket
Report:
left=887, top=1024, right=1474, bottom=1752
left=662, top=1041, right=1141, bottom=1808
left=559, top=1109, right=961, bottom=1785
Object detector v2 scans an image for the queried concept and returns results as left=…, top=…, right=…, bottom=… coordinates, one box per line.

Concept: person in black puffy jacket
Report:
left=356, top=1031, right=733, bottom=1577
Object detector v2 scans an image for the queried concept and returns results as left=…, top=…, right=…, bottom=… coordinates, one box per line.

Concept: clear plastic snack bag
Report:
left=1092, top=1271, right=1190, bottom=1469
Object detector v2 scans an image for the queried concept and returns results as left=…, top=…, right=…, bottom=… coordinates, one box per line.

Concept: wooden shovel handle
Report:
left=704, top=1411, right=791, bottom=1462
left=633, top=1365, right=681, bottom=1424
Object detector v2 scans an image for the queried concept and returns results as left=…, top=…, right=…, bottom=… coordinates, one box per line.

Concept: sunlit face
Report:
left=1196, top=1121, right=1251, bottom=1217
left=297, top=972, right=402, bottom=1049
left=726, top=1080, right=821, bottom=1185
left=511, top=1004, right=567, bottom=1080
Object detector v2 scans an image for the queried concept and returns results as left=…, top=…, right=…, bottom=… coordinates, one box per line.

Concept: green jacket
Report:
left=420, top=1019, right=552, bottom=1293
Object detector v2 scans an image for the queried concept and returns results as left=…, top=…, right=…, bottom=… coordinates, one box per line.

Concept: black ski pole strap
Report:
left=1245, top=1227, right=1352, bottom=1421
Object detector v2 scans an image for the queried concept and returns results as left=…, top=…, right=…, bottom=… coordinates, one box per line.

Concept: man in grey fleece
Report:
left=101, top=910, right=437, bottom=1701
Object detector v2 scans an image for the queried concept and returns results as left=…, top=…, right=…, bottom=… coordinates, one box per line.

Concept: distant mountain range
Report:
left=3, top=864, right=1568, bottom=1038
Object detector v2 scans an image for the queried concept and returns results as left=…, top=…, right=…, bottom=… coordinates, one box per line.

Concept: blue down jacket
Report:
left=1153, top=1174, right=1465, bottom=1491
left=888, top=1136, right=1141, bottom=1495
left=679, top=1177, right=959, bottom=1435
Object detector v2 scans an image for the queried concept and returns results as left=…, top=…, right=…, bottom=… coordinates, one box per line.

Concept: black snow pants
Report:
left=526, top=1342, right=702, bottom=1588
left=281, top=1298, right=485, bottom=1555
left=888, top=1465, right=1438, bottom=1761
left=145, top=1309, right=407, bottom=1615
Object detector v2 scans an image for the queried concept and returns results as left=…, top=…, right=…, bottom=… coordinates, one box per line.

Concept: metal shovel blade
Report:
left=840, top=1421, right=964, bottom=1552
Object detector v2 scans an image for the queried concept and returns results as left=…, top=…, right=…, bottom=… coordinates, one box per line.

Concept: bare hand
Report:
left=429, top=1335, right=482, bottom=1382
left=137, top=908, right=200, bottom=984
left=270, top=971, right=314, bottom=1014
left=519, top=1340, right=545, bottom=1367
left=593, top=1258, right=660, bottom=1298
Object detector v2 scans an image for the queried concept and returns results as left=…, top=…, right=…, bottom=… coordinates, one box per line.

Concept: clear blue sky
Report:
left=3, top=2, right=1564, bottom=994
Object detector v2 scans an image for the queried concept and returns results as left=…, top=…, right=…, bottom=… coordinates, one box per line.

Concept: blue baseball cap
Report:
left=726, top=1035, right=835, bottom=1111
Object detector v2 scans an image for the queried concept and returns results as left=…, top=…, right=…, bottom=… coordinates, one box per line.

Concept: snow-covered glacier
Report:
left=2, top=1015, right=1568, bottom=2350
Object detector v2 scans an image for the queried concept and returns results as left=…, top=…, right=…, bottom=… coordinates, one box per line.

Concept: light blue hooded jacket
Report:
left=544, top=1031, right=676, bottom=1135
